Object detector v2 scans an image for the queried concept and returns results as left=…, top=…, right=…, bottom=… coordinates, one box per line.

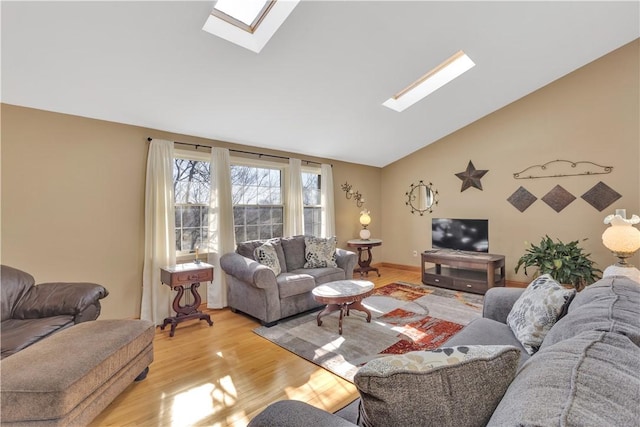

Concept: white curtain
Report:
left=141, top=139, right=176, bottom=325
left=285, top=158, right=304, bottom=236
left=320, top=163, right=336, bottom=237
left=207, top=147, right=235, bottom=309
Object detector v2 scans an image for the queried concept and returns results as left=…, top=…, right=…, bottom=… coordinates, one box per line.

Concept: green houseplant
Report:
left=515, top=235, right=601, bottom=291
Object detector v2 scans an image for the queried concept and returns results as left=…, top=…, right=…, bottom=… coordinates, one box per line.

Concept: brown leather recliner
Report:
left=0, top=265, right=108, bottom=359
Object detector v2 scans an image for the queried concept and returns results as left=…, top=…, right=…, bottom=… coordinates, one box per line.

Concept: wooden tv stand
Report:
left=421, top=249, right=505, bottom=295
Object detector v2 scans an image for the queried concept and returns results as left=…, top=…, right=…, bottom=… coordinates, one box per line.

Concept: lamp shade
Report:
left=360, top=210, right=371, bottom=226
left=602, top=209, right=640, bottom=267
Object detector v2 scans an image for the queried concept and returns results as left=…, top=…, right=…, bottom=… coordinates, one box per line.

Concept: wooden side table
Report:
left=160, top=262, right=214, bottom=337
left=347, top=238, right=382, bottom=278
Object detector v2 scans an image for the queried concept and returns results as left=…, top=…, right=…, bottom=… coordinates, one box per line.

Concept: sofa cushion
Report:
left=291, top=267, right=346, bottom=286
left=1, top=316, right=74, bottom=359
left=281, top=235, right=306, bottom=271
left=254, top=242, right=282, bottom=276
left=541, top=275, right=640, bottom=350
left=304, top=236, right=337, bottom=268
left=354, top=345, right=520, bottom=427
left=277, top=273, right=317, bottom=299
left=488, top=330, right=640, bottom=427
left=507, top=274, right=575, bottom=355
left=0, top=319, right=154, bottom=423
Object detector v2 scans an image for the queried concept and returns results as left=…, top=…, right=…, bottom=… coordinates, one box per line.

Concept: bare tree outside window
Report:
left=173, top=157, right=324, bottom=252
left=174, top=158, right=210, bottom=253
left=231, top=165, right=284, bottom=242
left=303, top=171, right=322, bottom=236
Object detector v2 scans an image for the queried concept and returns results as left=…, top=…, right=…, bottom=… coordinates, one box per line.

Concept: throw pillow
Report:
left=304, top=236, right=337, bottom=268
left=253, top=242, right=281, bottom=276
left=506, top=274, right=576, bottom=355
left=354, top=345, right=520, bottom=427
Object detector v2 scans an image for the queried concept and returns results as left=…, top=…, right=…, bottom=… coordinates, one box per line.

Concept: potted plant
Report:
left=515, top=235, right=601, bottom=291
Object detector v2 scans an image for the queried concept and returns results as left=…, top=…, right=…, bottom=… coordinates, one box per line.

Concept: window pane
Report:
left=246, top=226, right=259, bottom=241
left=182, top=206, right=201, bottom=228
left=259, top=226, right=272, bottom=240
left=233, top=206, right=245, bottom=226
left=272, top=207, right=283, bottom=223
left=246, top=207, right=259, bottom=225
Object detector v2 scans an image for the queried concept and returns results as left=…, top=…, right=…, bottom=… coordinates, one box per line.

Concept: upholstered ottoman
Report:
left=0, top=319, right=154, bottom=426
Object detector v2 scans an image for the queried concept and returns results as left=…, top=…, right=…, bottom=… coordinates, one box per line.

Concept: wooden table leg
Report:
left=316, top=303, right=341, bottom=326
left=160, top=283, right=213, bottom=337
left=347, top=299, right=372, bottom=323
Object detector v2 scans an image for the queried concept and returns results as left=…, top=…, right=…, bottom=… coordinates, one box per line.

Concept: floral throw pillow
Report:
left=304, top=236, right=337, bottom=268
left=507, top=274, right=576, bottom=354
left=253, top=242, right=281, bottom=276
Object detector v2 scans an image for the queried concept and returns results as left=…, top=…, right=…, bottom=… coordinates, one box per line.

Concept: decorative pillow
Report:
left=507, top=274, right=576, bottom=355
left=354, top=345, right=520, bottom=427
left=304, top=236, right=337, bottom=268
left=253, top=242, right=281, bottom=276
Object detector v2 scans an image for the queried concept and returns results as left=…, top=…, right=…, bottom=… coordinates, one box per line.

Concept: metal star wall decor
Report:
left=455, top=160, right=488, bottom=192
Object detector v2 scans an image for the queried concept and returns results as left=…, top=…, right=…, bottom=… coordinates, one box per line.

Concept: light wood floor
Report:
left=91, top=266, right=521, bottom=427
left=89, top=266, right=419, bottom=427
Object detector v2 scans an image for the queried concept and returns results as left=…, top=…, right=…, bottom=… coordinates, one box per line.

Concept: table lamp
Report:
left=359, top=209, right=371, bottom=240
left=602, top=209, right=640, bottom=283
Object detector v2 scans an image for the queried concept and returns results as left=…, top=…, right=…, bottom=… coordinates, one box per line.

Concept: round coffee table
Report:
left=312, top=280, right=374, bottom=335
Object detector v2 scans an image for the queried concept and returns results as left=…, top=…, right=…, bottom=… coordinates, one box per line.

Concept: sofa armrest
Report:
left=482, top=287, right=525, bottom=323
left=220, top=253, right=277, bottom=289
left=248, top=400, right=356, bottom=427
left=12, top=282, right=108, bottom=323
left=336, top=248, right=357, bottom=277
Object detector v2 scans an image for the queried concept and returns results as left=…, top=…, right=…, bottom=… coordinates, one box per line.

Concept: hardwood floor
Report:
left=90, top=265, right=520, bottom=427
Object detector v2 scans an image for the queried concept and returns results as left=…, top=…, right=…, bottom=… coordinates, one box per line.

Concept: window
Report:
left=302, top=170, right=322, bottom=236
left=173, top=152, right=211, bottom=254
left=231, top=163, right=284, bottom=242
left=172, top=150, right=324, bottom=254
left=202, top=0, right=300, bottom=53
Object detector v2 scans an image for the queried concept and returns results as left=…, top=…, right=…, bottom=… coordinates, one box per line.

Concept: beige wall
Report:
left=0, top=107, right=382, bottom=319
left=381, top=39, right=640, bottom=281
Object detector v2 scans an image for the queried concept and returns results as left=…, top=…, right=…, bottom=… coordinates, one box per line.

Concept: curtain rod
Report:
left=147, top=137, right=326, bottom=166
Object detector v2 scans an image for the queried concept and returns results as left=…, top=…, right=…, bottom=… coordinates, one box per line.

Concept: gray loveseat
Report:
left=248, top=275, right=640, bottom=426
left=220, top=235, right=357, bottom=326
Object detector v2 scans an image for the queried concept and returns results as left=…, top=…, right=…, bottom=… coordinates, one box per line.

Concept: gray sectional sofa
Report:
left=220, top=235, right=357, bottom=326
left=248, top=275, right=640, bottom=426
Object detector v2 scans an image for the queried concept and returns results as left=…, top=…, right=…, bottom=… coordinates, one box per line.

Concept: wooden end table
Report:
left=312, top=280, right=374, bottom=335
left=347, top=238, right=382, bottom=278
left=160, top=262, right=214, bottom=337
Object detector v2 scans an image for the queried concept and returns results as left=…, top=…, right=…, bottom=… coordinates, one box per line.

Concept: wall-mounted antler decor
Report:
left=513, top=159, right=613, bottom=180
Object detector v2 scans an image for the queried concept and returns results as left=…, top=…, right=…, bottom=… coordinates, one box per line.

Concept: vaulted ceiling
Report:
left=2, top=1, right=638, bottom=167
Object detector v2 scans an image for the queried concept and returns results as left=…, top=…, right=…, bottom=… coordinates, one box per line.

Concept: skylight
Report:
left=203, top=0, right=300, bottom=53
left=212, top=0, right=273, bottom=33
left=383, top=51, right=476, bottom=112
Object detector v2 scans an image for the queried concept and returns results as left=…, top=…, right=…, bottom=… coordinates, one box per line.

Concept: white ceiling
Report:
left=2, top=1, right=638, bottom=167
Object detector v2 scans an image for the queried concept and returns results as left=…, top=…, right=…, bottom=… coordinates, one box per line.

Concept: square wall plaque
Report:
left=507, top=186, right=538, bottom=212
left=581, top=181, right=622, bottom=211
left=542, top=185, right=576, bottom=213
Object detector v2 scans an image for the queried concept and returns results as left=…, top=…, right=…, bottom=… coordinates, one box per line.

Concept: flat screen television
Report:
left=432, top=218, right=489, bottom=253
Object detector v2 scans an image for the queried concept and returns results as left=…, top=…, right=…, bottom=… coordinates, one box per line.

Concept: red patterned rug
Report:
left=254, top=281, right=483, bottom=382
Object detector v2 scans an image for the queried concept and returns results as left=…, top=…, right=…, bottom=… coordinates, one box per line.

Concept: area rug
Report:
left=253, top=281, right=483, bottom=382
